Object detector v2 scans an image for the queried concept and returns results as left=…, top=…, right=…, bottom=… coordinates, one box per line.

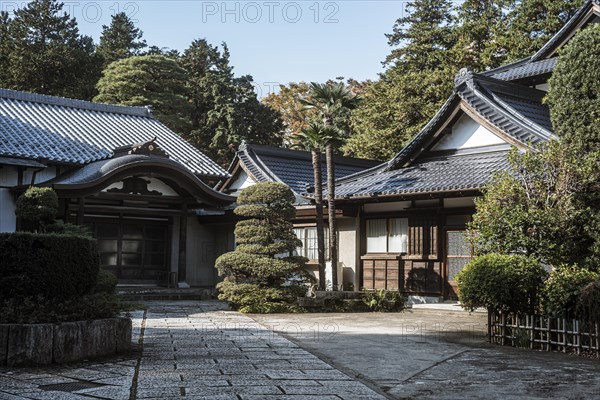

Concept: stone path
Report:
left=0, top=301, right=387, bottom=399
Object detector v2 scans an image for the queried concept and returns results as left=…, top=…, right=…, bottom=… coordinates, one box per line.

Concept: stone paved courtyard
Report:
left=0, top=301, right=386, bottom=400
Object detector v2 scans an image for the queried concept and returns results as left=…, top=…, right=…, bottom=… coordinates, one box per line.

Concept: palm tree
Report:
left=301, top=82, right=361, bottom=290
left=294, top=122, right=330, bottom=290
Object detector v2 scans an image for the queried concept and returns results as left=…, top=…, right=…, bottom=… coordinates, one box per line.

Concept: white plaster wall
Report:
left=338, top=217, right=357, bottom=288
left=432, top=114, right=505, bottom=151
left=103, top=177, right=179, bottom=196
left=1, top=166, right=20, bottom=232
left=0, top=189, right=16, bottom=232
left=229, top=171, right=255, bottom=191
left=0, top=166, right=18, bottom=186
left=535, top=83, right=550, bottom=92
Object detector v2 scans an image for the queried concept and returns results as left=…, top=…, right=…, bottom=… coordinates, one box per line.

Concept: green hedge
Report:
left=456, top=253, right=547, bottom=314
left=541, top=266, right=599, bottom=318
left=0, top=232, right=100, bottom=301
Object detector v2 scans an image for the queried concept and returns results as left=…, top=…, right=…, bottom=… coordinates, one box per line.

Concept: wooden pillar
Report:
left=178, top=204, right=188, bottom=286
left=77, top=197, right=85, bottom=225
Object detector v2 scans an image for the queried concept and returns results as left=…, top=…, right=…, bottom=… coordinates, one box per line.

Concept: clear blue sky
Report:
left=52, top=1, right=406, bottom=97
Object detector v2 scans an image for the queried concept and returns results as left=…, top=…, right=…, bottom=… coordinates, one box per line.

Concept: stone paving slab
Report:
left=0, top=301, right=387, bottom=400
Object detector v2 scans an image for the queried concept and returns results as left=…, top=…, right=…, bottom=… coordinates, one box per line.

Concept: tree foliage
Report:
left=15, top=187, right=59, bottom=231
left=450, top=0, right=512, bottom=72
left=0, top=0, right=102, bottom=100
left=456, top=253, right=547, bottom=313
left=498, top=0, right=584, bottom=61
left=180, top=39, right=283, bottom=165
left=215, top=182, right=311, bottom=312
left=541, top=266, right=599, bottom=318
left=547, top=23, right=600, bottom=154
left=470, top=144, right=599, bottom=269
left=97, top=12, right=147, bottom=66
left=384, top=0, right=454, bottom=70
left=94, top=55, right=192, bottom=134
left=345, top=68, right=454, bottom=160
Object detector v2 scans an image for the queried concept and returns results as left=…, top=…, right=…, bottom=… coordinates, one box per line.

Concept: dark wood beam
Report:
left=178, top=204, right=188, bottom=286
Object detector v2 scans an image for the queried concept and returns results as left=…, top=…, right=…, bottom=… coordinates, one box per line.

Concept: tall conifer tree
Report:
left=97, top=12, right=147, bottom=66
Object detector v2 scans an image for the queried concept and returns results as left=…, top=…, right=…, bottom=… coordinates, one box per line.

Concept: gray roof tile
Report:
left=485, top=57, right=557, bottom=82
left=0, top=88, right=228, bottom=178
left=335, top=149, right=510, bottom=199
left=230, top=143, right=380, bottom=195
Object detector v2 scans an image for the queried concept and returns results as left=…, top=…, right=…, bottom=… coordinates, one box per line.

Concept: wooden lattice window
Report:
left=408, top=214, right=438, bottom=257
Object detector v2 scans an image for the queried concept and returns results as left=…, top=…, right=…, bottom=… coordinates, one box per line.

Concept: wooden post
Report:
left=487, top=309, right=492, bottom=343
left=77, top=197, right=85, bottom=225
left=501, top=312, right=506, bottom=346
left=177, top=204, right=188, bottom=287
left=590, top=322, right=600, bottom=358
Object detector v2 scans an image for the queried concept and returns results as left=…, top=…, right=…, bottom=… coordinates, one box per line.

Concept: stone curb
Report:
left=0, top=317, right=132, bottom=367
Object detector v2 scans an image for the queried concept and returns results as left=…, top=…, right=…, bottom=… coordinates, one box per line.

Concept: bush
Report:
left=0, top=232, right=100, bottom=302
left=363, top=290, right=406, bottom=312
left=0, top=293, right=122, bottom=324
left=45, top=221, right=93, bottom=237
left=577, top=281, right=600, bottom=323
left=216, top=281, right=304, bottom=313
left=541, top=266, right=599, bottom=318
left=456, top=254, right=547, bottom=313
left=95, top=269, right=118, bottom=295
left=15, top=187, right=59, bottom=230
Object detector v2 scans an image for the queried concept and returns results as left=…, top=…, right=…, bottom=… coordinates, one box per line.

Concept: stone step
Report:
left=116, top=287, right=216, bottom=302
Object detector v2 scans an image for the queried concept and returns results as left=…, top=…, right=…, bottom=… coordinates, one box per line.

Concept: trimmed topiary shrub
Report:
left=0, top=232, right=100, bottom=302
left=215, top=182, right=313, bottom=312
left=15, top=187, right=59, bottom=231
left=95, top=269, right=119, bottom=295
left=456, top=253, right=547, bottom=313
left=541, top=266, right=599, bottom=318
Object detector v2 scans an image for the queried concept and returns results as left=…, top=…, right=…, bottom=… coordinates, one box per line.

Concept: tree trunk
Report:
left=326, top=143, right=338, bottom=291
left=312, top=148, right=326, bottom=291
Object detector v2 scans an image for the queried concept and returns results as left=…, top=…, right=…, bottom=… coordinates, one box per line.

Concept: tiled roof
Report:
left=485, top=57, right=557, bottom=82
left=0, top=88, right=228, bottom=178
left=226, top=143, right=380, bottom=195
left=384, top=73, right=553, bottom=171
left=335, top=149, right=510, bottom=199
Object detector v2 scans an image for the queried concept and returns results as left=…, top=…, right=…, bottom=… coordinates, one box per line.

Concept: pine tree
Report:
left=385, top=0, right=454, bottom=70
left=450, top=0, right=513, bottom=72
left=344, top=67, right=454, bottom=160
left=215, top=182, right=311, bottom=313
left=0, top=12, right=12, bottom=87
left=5, top=0, right=102, bottom=100
left=94, top=55, right=191, bottom=134
left=97, top=12, right=146, bottom=66
left=347, top=0, right=455, bottom=160
left=499, top=0, right=584, bottom=61
left=180, top=39, right=282, bottom=165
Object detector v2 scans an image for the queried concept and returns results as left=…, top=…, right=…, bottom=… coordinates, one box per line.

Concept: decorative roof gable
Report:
left=218, top=142, right=380, bottom=196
